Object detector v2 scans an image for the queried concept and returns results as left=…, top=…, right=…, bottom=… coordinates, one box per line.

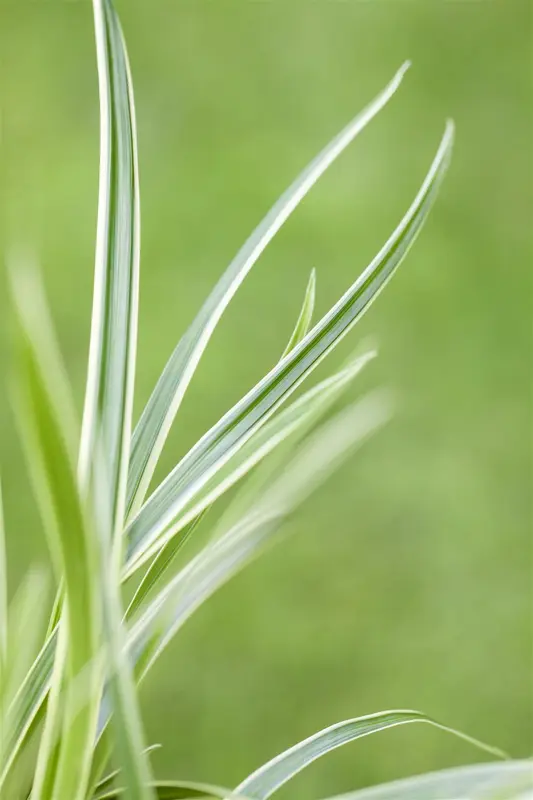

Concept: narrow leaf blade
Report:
left=9, top=262, right=100, bottom=800
left=126, top=63, right=410, bottom=517
left=281, top=268, right=316, bottom=358
left=0, top=479, right=6, bottom=666
left=125, top=513, right=207, bottom=621
left=80, top=0, right=141, bottom=542
left=89, top=1, right=154, bottom=797
left=124, top=350, right=375, bottom=578
left=0, top=629, right=56, bottom=789
left=319, top=761, right=533, bottom=800
left=126, top=121, right=454, bottom=576
left=235, top=711, right=506, bottom=800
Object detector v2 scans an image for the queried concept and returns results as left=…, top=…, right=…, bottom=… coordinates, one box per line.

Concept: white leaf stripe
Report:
left=320, top=761, right=533, bottom=800
left=0, top=479, right=6, bottom=666
left=80, top=0, right=140, bottom=544
left=124, top=121, right=454, bottom=576
left=127, top=393, right=392, bottom=676
left=126, top=62, right=411, bottom=519
left=234, top=711, right=507, bottom=800
left=88, top=2, right=155, bottom=798
left=3, top=356, right=373, bottom=756
left=123, top=351, right=375, bottom=578
left=0, top=630, right=56, bottom=787
left=125, top=513, right=207, bottom=621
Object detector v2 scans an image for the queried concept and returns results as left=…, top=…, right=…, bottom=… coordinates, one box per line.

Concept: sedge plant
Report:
left=0, top=1, right=530, bottom=798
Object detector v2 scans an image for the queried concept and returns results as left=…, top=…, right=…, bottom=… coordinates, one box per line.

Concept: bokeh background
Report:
left=1, top=0, right=531, bottom=796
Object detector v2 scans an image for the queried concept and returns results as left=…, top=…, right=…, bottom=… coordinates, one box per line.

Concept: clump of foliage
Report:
left=0, top=1, right=530, bottom=798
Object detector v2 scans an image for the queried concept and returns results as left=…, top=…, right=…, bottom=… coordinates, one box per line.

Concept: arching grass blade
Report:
left=125, top=121, right=454, bottom=577
left=88, top=2, right=155, bottom=797
left=126, top=63, right=410, bottom=518
left=80, top=0, right=140, bottom=544
left=235, top=711, right=506, bottom=800
left=318, top=761, right=533, bottom=800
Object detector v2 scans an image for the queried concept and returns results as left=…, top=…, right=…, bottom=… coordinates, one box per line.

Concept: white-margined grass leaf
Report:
left=3, top=571, right=48, bottom=713
left=89, top=2, right=155, bottom=797
left=96, top=391, right=388, bottom=772
left=0, top=628, right=56, bottom=789
left=9, top=263, right=101, bottom=800
left=125, top=120, right=454, bottom=577
left=6, top=350, right=374, bottom=766
left=80, top=0, right=140, bottom=543
left=125, top=512, right=207, bottom=621
left=319, top=761, right=533, bottom=800
left=126, top=63, right=411, bottom=519
left=235, top=711, right=507, bottom=800
left=124, top=349, right=375, bottom=580
left=0, top=568, right=47, bottom=790
left=0, top=479, right=6, bottom=671
left=281, top=268, right=316, bottom=358
left=95, top=779, right=249, bottom=799
left=0, top=478, right=6, bottom=773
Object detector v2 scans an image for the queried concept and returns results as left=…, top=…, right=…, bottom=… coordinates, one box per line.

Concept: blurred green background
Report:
left=1, top=0, right=531, bottom=796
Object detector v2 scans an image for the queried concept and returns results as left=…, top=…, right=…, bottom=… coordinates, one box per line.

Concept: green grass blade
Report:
left=1, top=351, right=373, bottom=781
left=3, top=571, right=48, bottom=713
left=93, top=436, right=156, bottom=800
left=80, top=0, right=140, bottom=543
left=126, top=63, right=410, bottom=518
left=125, top=512, right=207, bottom=621
left=6, top=519, right=205, bottom=776
left=0, top=629, right=56, bottom=790
left=0, top=568, right=47, bottom=790
left=29, top=619, right=66, bottom=800
left=235, top=712, right=507, bottom=800
left=128, top=392, right=392, bottom=675
left=319, top=761, right=533, bottom=800
left=86, top=3, right=155, bottom=797
left=281, top=268, right=316, bottom=358
left=91, top=744, right=161, bottom=796
left=0, top=479, right=6, bottom=670
left=10, top=263, right=101, bottom=800
left=95, top=780, right=248, bottom=799
left=45, top=588, right=62, bottom=639
left=37, top=0, right=145, bottom=771
left=0, top=479, right=6, bottom=773
left=125, top=121, right=454, bottom=575
left=124, top=350, right=375, bottom=578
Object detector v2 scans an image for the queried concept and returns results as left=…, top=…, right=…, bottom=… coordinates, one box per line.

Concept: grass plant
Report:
left=0, top=1, right=529, bottom=798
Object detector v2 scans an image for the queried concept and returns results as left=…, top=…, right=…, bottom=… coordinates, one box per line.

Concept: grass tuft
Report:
left=0, top=1, right=520, bottom=798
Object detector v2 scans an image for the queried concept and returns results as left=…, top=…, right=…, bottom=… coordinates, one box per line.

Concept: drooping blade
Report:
left=235, top=712, right=506, bottom=800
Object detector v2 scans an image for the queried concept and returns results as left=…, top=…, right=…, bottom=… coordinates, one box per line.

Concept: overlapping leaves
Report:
left=0, top=1, right=500, bottom=799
